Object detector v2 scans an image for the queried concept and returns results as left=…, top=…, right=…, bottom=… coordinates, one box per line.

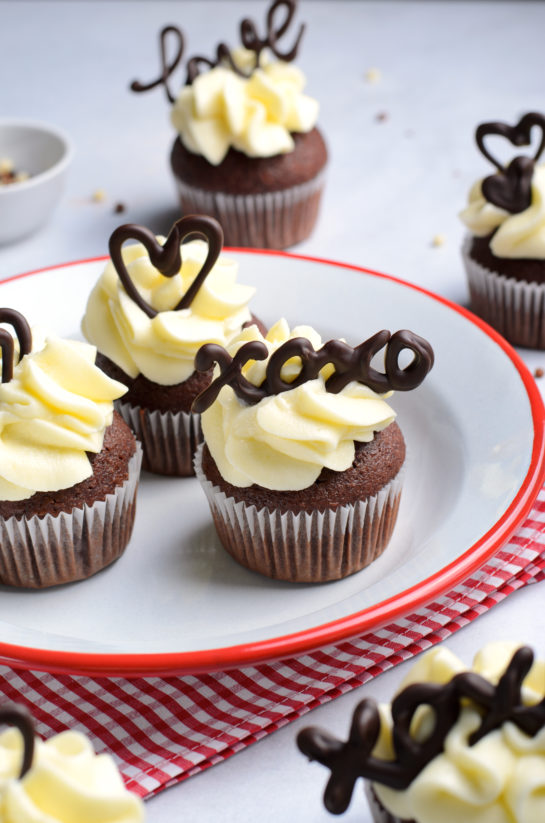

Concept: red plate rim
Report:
left=1, top=248, right=544, bottom=678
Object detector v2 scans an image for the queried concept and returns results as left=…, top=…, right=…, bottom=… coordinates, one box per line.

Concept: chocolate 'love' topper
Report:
left=192, top=330, right=434, bottom=414
left=0, top=308, right=32, bottom=384
left=109, top=215, right=224, bottom=320
left=0, top=703, right=35, bottom=779
left=476, top=112, right=545, bottom=213
left=297, top=646, right=545, bottom=815
left=130, top=0, right=304, bottom=104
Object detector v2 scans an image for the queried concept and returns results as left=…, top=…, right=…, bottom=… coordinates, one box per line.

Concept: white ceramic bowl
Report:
left=0, top=120, right=73, bottom=244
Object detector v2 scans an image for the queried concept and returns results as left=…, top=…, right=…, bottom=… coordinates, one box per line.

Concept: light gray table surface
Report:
left=3, top=1, right=545, bottom=820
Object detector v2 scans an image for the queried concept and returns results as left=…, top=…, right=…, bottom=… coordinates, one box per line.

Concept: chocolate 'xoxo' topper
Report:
left=192, top=330, right=434, bottom=414
left=109, top=215, right=224, bottom=320
left=476, top=112, right=545, bottom=213
left=0, top=308, right=32, bottom=384
left=297, top=646, right=545, bottom=815
left=131, top=0, right=305, bottom=104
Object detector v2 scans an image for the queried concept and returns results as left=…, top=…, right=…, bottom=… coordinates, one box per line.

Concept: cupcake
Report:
left=298, top=641, right=545, bottom=822
left=193, top=319, right=433, bottom=582
left=131, top=0, right=327, bottom=249
left=460, top=111, right=545, bottom=347
left=82, top=214, right=262, bottom=476
left=0, top=702, right=144, bottom=820
left=0, top=308, right=141, bottom=588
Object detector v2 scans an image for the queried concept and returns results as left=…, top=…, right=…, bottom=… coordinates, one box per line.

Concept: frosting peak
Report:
left=0, top=332, right=126, bottom=501
left=200, top=319, right=396, bottom=490
left=171, top=49, right=319, bottom=164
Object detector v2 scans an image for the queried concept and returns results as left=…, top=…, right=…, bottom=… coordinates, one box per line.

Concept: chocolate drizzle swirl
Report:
left=192, top=330, right=434, bottom=413
left=297, top=646, right=545, bottom=815
left=476, top=112, right=545, bottom=213
left=130, top=0, right=305, bottom=98
left=109, top=215, right=224, bottom=320
left=0, top=703, right=35, bottom=779
left=0, top=308, right=32, bottom=383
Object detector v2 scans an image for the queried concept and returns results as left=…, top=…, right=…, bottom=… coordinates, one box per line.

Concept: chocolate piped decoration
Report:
left=476, top=112, right=545, bottom=213
left=192, top=330, right=434, bottom=413
left=130, top=25, right=186, bottom=104
left=0, top=703, right=35, bottom=779
left=131, top=0, right=305, bottom=97
left=297, top=646, right=545, bottom=815
left=0, top=308, right=32, bottom=383
left=109, top=215, right=224, bottom=320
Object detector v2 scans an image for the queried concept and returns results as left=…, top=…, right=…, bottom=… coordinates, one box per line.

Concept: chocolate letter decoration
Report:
left=297, top=646, right=545, bottom=815
left=476, top=112, right=545, bottom=213
left=0, top=703, right=35, bottom=779
left=130, top=25, right=186, bottom=104
left=192, top=329, right=434, bottom=412
left=0, top=308, right=32, bottom=384
left=109, top=215, right=224, bottom=320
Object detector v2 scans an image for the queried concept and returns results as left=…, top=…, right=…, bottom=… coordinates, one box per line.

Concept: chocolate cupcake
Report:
left=193, top=319, right=433, bottom=582
left=0, top=702, right=144, bottom=820
left=460, top=111, right=545, bottom=347
left=82, top=214, right=261, bottom=476
left=298, top=642, right=545, bottom=823
left=131, top=0, right=327, bottom=249
left=0, top=309, right=141, bottom=588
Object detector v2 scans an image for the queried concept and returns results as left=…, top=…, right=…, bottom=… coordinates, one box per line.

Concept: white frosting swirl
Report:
left=0, top=332, right=126, bottom=501
left=373, top=642, right=545, bottom=823
left=171, top=48, right=319, bottom=165
left=82, top=238, right=255, bottom=386
left=201, top=319, right=396, bottom=491
left=460, top=164, right=545, bottom=258
left=0, top=728, right=143, bottom=822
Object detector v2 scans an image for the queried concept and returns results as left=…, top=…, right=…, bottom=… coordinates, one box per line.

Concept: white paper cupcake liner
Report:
left=173, top=168, right=326, bottom=249
left=0, top=444, right=142, bottom=589
left=194, top=444, right=403, bottom=583
left=117, top=400, right=201, bottom=476
left=462, top=235, right=545, bottom=348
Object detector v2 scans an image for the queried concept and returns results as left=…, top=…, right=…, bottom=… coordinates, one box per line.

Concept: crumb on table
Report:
left=365, top=67, right=382, bottom=84
left=92, top=188, right=107, bottom=203
left=375, top=111, right=389, bottom=123
left=534, top=367, right=544, bottom=379
left=113, top=202, right=126, bottom=214
left=431, top=233, right=447, bottom=247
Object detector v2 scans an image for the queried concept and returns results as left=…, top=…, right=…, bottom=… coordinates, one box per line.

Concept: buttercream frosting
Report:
left=0, top=728, right=143, bottom=822
left=460, top=163, right=545, bottom=258
left=373, top=642, right=545, bottom=823
left=171, top=48, right=319, bottom=165
left=82, top=237, right=255, bottom=386
left=200, top=319, right=396, bottom=491
left=0, top=331, right=126, bottom=501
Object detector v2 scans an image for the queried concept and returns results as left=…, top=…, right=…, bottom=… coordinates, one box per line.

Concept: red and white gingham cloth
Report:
left=0, top=492, right=544, bottom=799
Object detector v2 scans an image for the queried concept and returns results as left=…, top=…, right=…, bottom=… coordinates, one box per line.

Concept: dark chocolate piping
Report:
left=108, top=215, right=224, bottom=320
left=475, top=112, right=545, bottom=213
left=297, top=646, right=545, bottom=814
left=192, top=330, right=434, bottom=413
left=130, top=25, right=185, bottom=104
left=0, top=703, right=35, bottom=779
left=0, top=308, right=32, bottom=383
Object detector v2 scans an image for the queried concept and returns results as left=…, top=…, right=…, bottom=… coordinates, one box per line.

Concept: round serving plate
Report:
left=0, top=250, right=543, bottom=677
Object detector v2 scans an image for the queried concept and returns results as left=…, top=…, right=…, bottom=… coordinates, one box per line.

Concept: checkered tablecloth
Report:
left=0, top=491, right=544, bottom=800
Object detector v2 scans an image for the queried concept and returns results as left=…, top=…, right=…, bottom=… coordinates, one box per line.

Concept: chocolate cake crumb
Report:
left=534, top=368, right=544, bottom=378
left=114, top=202, right=126, bottom=214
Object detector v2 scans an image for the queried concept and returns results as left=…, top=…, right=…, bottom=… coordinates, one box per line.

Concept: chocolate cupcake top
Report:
left=131, top=0, right=319, bottom=165
left=0, top=309, right=127, bottom=502
left=82, top=215, right=256, bottom=386
left=0, top=706, right=143, bottom=821
left=298, top=642, right=545, bottom=823
left=460, top=112, right=545, bottom=259
left=194, top=319, right=432, bottom=491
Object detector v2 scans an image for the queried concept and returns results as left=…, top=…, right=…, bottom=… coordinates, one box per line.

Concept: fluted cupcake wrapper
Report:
left=173, top=169, right=326, bottom=249
left=194, top=444, right=403, bottom=583
left=365, top=784, right=416, bottom=823
left=117, top=400, right=202, bottom=477
left=0, top=444, right=142, bottom=589
left=462, top=236, right=545, bottom=349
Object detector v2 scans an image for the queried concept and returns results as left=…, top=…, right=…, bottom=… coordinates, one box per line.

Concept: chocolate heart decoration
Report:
left=476, top=112, right=545, bottom=213
left=109, top=215, right=224, bottom=320
left=0, top=308, right=32, bottom=383
left=0, top=703, right=35, bottom=778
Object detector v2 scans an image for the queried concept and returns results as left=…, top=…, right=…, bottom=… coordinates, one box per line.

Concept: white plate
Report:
left=0, top=252, right=543, bottom=676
